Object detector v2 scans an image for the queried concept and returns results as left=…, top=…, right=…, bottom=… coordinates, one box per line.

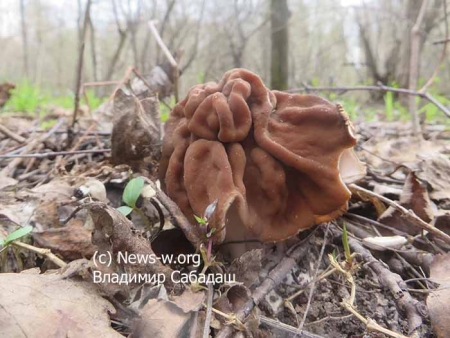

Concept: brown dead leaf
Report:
left=88, top=203, right=174, bottom=292
left=130, top=299, right=197, bottom=338
left=111, top=89, right=162, bottom=175
left=228, top=249, right=262, bottom=288
left=418, top=154, right=450, bottom=201
left=427, top=253, right=450, bottom=338
left=130, top=288, right=203, bottom=338
left=33, top=220, right=97, bottom=260
left=379, top=172, right=434, bottom=235
left=0, top=271, right=121, bottom=338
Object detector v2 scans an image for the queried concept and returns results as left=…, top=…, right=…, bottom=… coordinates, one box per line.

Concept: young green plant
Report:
left=117, top=177, right=152, bottom=231
left=0, top=226, right=33, bottom=254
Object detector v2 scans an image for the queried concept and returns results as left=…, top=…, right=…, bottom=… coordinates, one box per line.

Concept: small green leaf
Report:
left=206, top=227, right=216, bottom=238
left=117, top=206, right=133, bottom=216
left=342, top=223, right=352, bottom=264
left=194, top=214, right=207, bottom=225
left=0, top=238, right=4, bottom=246
left=123, top=177, right=144, bottom=208
left=5, top=226, right=33, bottom=245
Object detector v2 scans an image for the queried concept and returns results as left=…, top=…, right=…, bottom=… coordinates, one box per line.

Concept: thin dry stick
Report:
left=1, top=119, right=64, bottom=177
left=0, top=149, right=110, bottom=159
left=285, top=267, right=336, bottom=302
left=349, top=183, right=450, bottom=244
left=297, top=224, right=330, bottom=332
left=71, top=0, right=92, bottom=129
left=202, top=283, right=213, bottom=338
left=0, top=125, right=26, bottom=143
left=259, top=316, right=324, bottom=338
left=12, top=241, right=67, bottom=268
left=420, top=0, right=448, bottom=93
left=433, top=37, right=450, bottom=44
left=148, top=20, right=179, bottom=102
left=216, top=242, right=310, bottom=338
left=408, top=0, right=429, bottom=137
left=343, top=234, right=423, bottom=336
left=286, top=83, right=450, bottom=118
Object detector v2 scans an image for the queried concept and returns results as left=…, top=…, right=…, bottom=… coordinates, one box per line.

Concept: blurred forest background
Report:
left=0, top=0, right=449, bottom=123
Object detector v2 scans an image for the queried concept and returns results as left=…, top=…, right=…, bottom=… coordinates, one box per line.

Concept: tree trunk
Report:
left=270, top=0, right=289, bottom=90
left=19, top=0, right=29, bottom=78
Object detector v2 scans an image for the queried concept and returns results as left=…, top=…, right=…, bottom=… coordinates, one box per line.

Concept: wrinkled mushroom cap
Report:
left=160, top=69, right=365, bottom=244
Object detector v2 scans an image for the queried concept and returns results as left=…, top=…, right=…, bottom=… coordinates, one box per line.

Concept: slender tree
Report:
left=270, top=0, right=290, bottom=90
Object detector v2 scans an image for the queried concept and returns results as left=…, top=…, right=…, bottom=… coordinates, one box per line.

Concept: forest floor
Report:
left=0, top=85, right=449, bottom=338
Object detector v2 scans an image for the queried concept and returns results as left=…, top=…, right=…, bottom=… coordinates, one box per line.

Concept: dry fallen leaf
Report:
left=228, top=249, right=262, bottom=288
left=427, top=253, right=450, bottom=338
left=379, top=172, right=434, bottom=235
left=418, top=154, right=450, bottom=201
left=32, top=221, right=97, bottom=260
left=130, top=288, right=205, bottom=338
left=0, top=271, right=121, bottom=338
left=111, top=89, right=162, bottom=175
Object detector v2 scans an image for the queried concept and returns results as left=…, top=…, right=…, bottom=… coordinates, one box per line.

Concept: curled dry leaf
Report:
left=228, top=249, right=262, bottom=287
left=159, top=68, right=365, bottom=251
left=32, top=221, right=97, bottom=261
left=111, top=89, right=162, bottom=175
left=427, top=253, right=450, bottom=338
left=0, top=271, right=121, bottom=338
left=418, top=154, right=450, bottom=201
left=88, top=202, right=174, bottom=291
left=130, top=287, right=205, bottom=338
left=379, top=172, right=434, bottom=236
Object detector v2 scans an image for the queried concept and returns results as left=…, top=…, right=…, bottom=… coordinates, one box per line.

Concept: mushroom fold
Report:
left=159, top=69, right=365, bottom=244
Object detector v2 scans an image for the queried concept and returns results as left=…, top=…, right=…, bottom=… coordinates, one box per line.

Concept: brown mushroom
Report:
left=159, top=69, right=365, bottom=249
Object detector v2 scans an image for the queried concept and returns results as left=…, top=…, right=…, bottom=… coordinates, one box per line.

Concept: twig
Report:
left=202, top=283, right=213, bottom=338
left=349, top=184, right=450, bottom=244
left=71, top=0, right=92, bottom=130
left=0, top=149, right=110, bottom=159
left=144, top=178, right=202, bottom=247
left=148, top=20, right=179, bottom=102
left=408, top=0, right=429, bottom=137
left=433, top=37, right=450, bottom=44
left=11, top=241, right=67, bottom=268
left=341, top=301, right=409, bottom=338
left=259, top=316, right=324, bottom=338
left=216, top=241, right=310, bottom=338
left=331, top=226, right=424, bottom=336
left=298, top=224, right=329, bottom=332
left=1, top=119, right=64, bottom=177
left=0, top=125, right=26, bottom=143
left=286, top=83, right=450, bottom=118
left=419, top=0, right=448, bottom=93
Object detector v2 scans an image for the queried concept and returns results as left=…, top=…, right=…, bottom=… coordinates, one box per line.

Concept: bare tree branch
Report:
left=71, top=0, right=92, bottom=130
left=408, top=0, right=430, bottom=138
left=287, top=82, right=450, bottom=118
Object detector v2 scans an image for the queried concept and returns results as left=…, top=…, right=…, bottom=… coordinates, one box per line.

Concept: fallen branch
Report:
left=0, top=149, right=110, bottom=159
left=148, top=20, right=179, bottom=102
left=286, top=83, right=450, bottom=118
left=331, top=225, right=424, bottom=336
left=349, top=184, right=450, bottom=244
left=259, top=316, right=324, bottom=338
left=0, top=124, right=26, bottom=143
left=216, top=241, right=310, bottom=338
left=1, top=119, right=64, bottom=177
left=12, top=241, right=67, bottom=268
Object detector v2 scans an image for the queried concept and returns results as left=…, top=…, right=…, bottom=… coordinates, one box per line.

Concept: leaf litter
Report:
left=0, top=74, right=449, bottom=338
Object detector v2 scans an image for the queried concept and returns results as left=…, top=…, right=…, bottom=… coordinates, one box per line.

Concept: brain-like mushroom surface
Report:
left=159, top=69, right=365, bottom=244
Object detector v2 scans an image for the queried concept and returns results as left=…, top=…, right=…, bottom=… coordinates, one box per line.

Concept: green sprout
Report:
left=0, top=226, right=33, bottom=254
left=117, top=177, right=145, bottom=216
